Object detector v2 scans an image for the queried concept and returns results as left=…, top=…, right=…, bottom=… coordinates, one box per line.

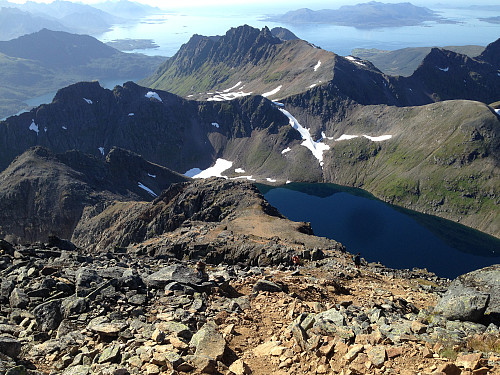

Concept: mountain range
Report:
left=0, top=0, right=161, bottom=40
left=0, top=24, right=499, bottom=242
left=144, top=25, right=500, bottom=108
left=0, top=29, right=164, bottom=119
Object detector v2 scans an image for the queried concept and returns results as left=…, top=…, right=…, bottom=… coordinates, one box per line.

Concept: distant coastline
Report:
left=266, top=1, right=457, bottom=29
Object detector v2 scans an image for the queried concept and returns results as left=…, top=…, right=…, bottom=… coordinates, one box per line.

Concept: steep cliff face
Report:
left=0, top=146, right=189, bottom=243
left=0, top=80, right=291, bottom=174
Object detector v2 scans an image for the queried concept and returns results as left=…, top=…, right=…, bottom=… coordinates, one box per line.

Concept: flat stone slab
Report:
left=145, top=265, right=203, bottom=289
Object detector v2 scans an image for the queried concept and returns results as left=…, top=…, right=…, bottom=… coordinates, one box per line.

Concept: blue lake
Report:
left=259, top=183, right=500, bottom=279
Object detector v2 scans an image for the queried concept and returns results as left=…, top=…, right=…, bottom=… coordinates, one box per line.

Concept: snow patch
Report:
left=62, top=126, right=67, bottom=130
left=230, top=175, right=256, bottom=181
left=494, top=109, right=500, bottom=116
left=346, top=56, right=366, bottom=67
left=266, top=178, right=277, bottom=183
left=83, top=98, right=93, bottom=104
left=128, top=113, right=135, bottom=116
left=148, top=173, right=156, bottom=178
left=309, top=83, right=317, bottom=89
left=438, top=66, right=449, bottom=72
left=286, top=180, right=292, bottom=184
left=335, top=134, right=392, bottom=142
left=29, top=119, right=39, bottom=134
left=44, top=127, right=47, bottom=132
left=314, top=60, right=321, bottom=71
left=98, top=147, right=105, bottom=156
left=235, top=168, right=245, bottom=173
left=138, top=182, right=157, bottom=197
left=207, top=91, right=252, bottom=101
left=281, top=147, right=291, bottom=154
left=146, top=91, right=162, bottom=102
left=279, top=108, right=330, bottom=167
left=223, top=81, right=243, bottom=93
left=190, top=158, right=233, bottom=179
left=363, top=135, right=392, bottom=142
left=211, top=122, right=220, bottom=128
left=262, top=85, right=282, bottom=98
left=272, top=101, right=284, bottom=107
left=335, top=134, right=359, bottom=141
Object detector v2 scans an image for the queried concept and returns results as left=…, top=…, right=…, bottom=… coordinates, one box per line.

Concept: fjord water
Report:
left=259, top=183, right=500, bottom=279
left=97, top=5, right=499, bottom=57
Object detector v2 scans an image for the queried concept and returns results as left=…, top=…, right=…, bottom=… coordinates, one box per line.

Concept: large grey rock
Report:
left=189, top=321, right=225, bottom=361
left=145, top=265, right=203, bottom=289
left=61, top=296, right=89, bottom=318
left=434, top=265, right=500, bottom=322
left=313, top=308, right=346, bottom=335
left=0, top=335, right=22, bottom=358
left=33, top=300, right=62, bottom=332
left=9, top=288, right=29, bottom=309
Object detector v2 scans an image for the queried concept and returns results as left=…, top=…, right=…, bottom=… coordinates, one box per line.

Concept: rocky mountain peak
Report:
left=479, top=37, right=500, bottom=68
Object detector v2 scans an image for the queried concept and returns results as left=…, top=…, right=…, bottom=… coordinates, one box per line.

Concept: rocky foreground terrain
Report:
left=0, top=179, right=499, bottom=375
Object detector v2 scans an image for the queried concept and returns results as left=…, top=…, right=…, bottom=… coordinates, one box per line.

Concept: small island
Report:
left=266, top=1, right=454, bottom=29
left=106, top=38, right=159, bottom=51
left=479, top=16, right=500, bottom=25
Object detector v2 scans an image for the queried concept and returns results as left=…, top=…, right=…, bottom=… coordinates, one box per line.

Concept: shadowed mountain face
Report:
left=0, top=146, right=190, bottom=243
left=351, top=45, right=485, bottom=77
left=0, top=80, right=294, bottom=175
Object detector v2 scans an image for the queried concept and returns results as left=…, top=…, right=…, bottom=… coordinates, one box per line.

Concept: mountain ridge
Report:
left=0, top=146, right=190, bottom=243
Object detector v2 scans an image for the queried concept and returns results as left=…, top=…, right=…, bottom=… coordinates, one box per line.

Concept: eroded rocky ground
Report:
left=1, top=236, right=499, bottom=375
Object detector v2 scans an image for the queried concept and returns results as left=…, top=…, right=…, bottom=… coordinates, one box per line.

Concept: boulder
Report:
left=145, top=264, right=203, bottom=289
left=33, top=300, right=62, bottom=332
left=434, top=265, right=500, bottom=322
left=0, top=335, right=22, bottom=358
left=189, top=321, right=225, bottom=361
left=9, top=288, right=29, bottom=309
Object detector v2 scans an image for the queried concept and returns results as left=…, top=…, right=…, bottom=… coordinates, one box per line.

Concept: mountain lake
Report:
left=259, top=183, right=500, bottom=279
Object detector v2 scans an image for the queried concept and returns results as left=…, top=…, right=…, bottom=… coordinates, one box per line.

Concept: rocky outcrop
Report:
left=434, top=265, right=500, bottom=323
left=0, top=146, right=189, bottom=243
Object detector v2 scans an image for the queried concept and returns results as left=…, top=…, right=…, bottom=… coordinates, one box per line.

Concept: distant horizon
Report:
left=5, top=0, right=498, bottom=10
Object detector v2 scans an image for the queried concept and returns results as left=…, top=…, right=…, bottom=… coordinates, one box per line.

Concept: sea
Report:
left=95, top=4, right=500, bottom=58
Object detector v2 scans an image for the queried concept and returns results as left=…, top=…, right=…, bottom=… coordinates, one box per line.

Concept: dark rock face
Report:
left=434, top=265, right=500, bottom=323
left=0, top=80, right=288, bottom=174
left=0, top=146, right=189, bottom=243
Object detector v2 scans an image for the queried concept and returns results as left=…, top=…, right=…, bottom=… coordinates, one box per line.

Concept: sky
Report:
left=6, top=0, right=496, bottom=8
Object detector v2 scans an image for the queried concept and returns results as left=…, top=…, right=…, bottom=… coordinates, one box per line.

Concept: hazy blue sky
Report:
left=7, top=0, right=496, bottom=9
